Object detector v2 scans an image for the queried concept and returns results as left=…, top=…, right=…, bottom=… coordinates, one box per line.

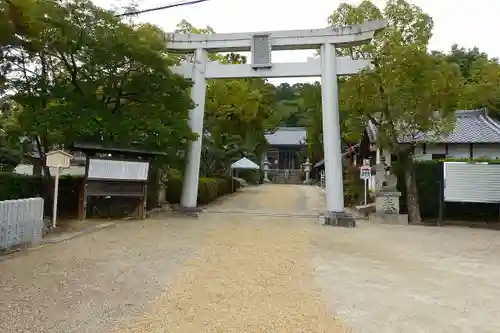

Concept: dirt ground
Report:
left=1, top=184, right=500, bottom=332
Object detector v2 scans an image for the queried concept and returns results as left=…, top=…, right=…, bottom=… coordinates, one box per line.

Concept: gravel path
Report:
left=0, top=217, right=213, bottom=333
left=0, top=185, right=349, bottom=333
left=112, top=185, right=349, bottom=332
left=3, top=184, right=500, bottom=333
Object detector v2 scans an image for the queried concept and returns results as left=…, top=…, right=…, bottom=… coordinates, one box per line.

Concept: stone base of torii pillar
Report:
left=320, top=211, right=356, bottom=228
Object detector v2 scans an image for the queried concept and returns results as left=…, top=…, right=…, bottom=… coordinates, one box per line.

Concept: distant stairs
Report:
left=272, top=169, right=302, bottom=184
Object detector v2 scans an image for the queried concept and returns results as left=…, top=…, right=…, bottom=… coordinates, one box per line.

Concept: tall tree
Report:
left=1, top=0, right=194, bottom=176
left=442, top=44, right=490, bottom=81
left=441, top=45, right=500, bottom=118
left=0, top=98, right=25, bottom=171
left=330, top=0, right=461, bottom=222
left=297, top=83, right=323, bottom=162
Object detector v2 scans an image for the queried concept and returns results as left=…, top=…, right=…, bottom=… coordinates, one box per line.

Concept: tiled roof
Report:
left=265, top=127, right=307, bottom=146
left=367, top=109, right=500, bottom=144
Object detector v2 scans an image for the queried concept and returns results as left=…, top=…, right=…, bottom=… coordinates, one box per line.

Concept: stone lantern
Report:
left=263, top=157, right=271, bottom=182
left=303, top=158, right=312, bottom=184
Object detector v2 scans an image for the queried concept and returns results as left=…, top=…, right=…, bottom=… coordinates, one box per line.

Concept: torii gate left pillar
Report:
left=166, top=20, right=387, bottom=223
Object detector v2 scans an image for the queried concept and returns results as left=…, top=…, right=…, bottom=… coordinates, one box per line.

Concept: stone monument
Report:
left=373, top=165, right=408, bottom=225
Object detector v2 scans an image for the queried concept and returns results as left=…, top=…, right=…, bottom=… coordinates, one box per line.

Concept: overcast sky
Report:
left=94, top=0, right=500, bottom=84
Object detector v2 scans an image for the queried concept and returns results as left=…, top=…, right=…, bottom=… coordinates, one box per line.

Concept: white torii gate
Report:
left=166, top=20, right=387, bottom=222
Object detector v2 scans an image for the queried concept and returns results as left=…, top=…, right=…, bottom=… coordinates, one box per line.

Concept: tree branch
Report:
left=55, top=51, right=83, bottom=94
left=367, top=114, right=380, bottom=126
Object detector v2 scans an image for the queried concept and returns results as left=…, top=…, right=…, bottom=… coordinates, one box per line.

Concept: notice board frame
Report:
left=72, top=142, right=167, bottom=221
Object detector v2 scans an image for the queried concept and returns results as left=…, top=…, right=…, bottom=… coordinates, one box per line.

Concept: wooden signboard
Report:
left=46, top=150, right=73, bottom=228
left=87, top=159, right=149, bottom=181
left=80, top=157, right=151, bottom=220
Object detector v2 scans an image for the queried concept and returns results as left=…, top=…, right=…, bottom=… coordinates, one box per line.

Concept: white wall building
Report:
left=366, top=109, right=500, bottom=163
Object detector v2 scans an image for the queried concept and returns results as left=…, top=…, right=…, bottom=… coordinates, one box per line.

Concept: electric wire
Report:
left=115, top=0, right=210, bottom=17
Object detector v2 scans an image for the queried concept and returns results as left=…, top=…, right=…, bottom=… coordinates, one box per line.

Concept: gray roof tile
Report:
left=265, top=127, right=307, bottom=146
left=367, top=109, right=500, bottom=144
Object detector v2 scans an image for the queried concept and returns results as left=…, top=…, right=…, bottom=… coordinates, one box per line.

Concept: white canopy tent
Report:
left=230, top=157, right=260, bottom=190
left=231, top=157, right=260, bottom=170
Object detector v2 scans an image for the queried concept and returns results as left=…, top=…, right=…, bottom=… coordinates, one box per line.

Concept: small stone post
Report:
left=373, top=156, right=387, bottom=195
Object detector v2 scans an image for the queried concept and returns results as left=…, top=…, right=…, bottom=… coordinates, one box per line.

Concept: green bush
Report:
left=343, top=167, right=364, bottom=206
left=165, top=172, right=240, bottom=205
left=0, top=173, right=82, bottom=217
left=237, top=169, right=261, bottom=184
left=198, top=177, right=219, bottom=204
left=165, top=174, right=184, bottom=204
left=0, top=147, right=22, bottom=172
left=1, top=170, right=240, bottom=219
left=394, top=159, right=500, bottom=221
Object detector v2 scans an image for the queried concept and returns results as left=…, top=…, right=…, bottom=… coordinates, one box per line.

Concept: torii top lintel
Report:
left=166, top=20, right=387, bottom=53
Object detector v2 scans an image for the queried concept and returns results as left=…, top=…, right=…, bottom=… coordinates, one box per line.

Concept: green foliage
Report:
left=329, top=0, right=462, bottom=222
left=236, top=169, right=261, bottom=184
left=0, top=170, right=240, bottom=218
left=165, top=171, right=241, bottom=205
left=174, top=21, right=275, bottom=177
left=1, top=0, right=195, bottom=174
left=297, top=83, right=323, bottom=162
left=267, top=81, right=361, bottom=165
left=165, top=174, right=184, bottom=204
left=204, top=77, right=273, bottom=171
left=0, top=147, right=21, bottom=171
left=175, top=19, right=215, bottom=35
left=431, top=44, right=500, bottom=120
left=343, top=167, right=364, bottom=206
left=0, top=173, right=82, bottom=216
left=392, top=160, right=440, bottom=218
left=0, top=99, right=27, bottom=171
left=198, top=178, right=219, bottom=205
left=332, top=0, right=461, bottom=153
left=449, top=46, right=500, bottom=118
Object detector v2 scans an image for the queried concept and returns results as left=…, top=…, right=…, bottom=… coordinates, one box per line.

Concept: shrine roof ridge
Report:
left=264, top=127, right=307, bottom=146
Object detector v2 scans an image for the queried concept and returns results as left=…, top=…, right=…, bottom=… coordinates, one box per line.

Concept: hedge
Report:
left=165, top=174, right=241, bottom=205
left=394, top=159, right=500, bottom=221
left=0, top=173, right=82, bottom=217
left=0, top=172, right=241, bottom=219
left=343, top=166, right=365, bottom=206
left=236, top=169, right=262, bottom=184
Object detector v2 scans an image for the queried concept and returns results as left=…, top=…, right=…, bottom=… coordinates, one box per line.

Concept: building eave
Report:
left=366, top=108, right=500, bottom=145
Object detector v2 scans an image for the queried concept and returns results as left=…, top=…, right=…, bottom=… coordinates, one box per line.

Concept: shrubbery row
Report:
left=0, top=172, right=240, bottom=218
left=165, top=174, right=241, bottom=205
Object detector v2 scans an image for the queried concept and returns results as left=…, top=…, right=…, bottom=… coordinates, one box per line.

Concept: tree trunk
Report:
left=34, top=136, right=54, bottom=215
left=32, top=159, right=42, bottom=176
left=400, top=150, right=422, bottom=223
left=34, top=136, right=51, bottom=178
